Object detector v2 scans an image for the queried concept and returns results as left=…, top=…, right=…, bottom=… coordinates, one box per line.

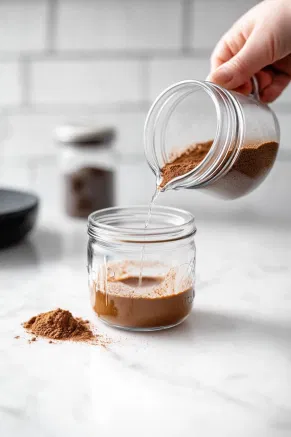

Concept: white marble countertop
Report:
left=1, top=215, right=291, bottom=437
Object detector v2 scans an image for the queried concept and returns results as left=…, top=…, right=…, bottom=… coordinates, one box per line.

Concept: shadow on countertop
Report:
left=0, top=228, right=62, bottom=269
left=130, top=308, right=291, bottom=347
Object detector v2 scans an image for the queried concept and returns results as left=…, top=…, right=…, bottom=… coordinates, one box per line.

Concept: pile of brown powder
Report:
left=159, top=140, right=279, bottom=193
left=160, top=140, right=213, bottom=188
left=23, top=308, right=107, bottom=346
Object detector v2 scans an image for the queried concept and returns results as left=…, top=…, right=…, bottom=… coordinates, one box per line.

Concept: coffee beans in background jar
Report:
left=55, top=125, right=116, bottom=218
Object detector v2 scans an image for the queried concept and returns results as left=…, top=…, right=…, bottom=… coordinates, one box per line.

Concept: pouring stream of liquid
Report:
left=138, top=188, right=159, bottom=287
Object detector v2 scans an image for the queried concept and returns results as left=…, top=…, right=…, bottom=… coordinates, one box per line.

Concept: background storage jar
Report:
left=56, top=124, right=116, bottom=218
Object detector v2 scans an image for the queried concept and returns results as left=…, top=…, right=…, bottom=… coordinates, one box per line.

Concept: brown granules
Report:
left=160, top=140, right=213, bottom=188
left=159, top=140, right=279, bottom=198
left=65, top=167, right=114, bottom=218
left=23, top=308, right=107, bottom=345
left=91, top=261, right=194, bottom=329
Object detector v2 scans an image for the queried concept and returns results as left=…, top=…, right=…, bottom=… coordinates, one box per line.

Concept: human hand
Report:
left=208, top=0, right=291, bottom=103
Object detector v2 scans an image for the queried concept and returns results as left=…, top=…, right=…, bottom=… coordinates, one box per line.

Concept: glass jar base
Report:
left=95, top=313, right=190, bottom=332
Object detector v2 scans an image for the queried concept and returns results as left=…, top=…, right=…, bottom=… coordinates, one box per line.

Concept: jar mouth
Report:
left=144, top=80, right=239, bottom=190
left=88, top=206, right=196, bottom=243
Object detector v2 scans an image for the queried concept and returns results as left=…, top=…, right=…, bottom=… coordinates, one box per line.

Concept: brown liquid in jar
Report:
left=91, top=261, right=194, bottom=329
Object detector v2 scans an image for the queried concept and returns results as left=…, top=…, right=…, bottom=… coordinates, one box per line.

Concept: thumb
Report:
left=209, top=32, right=272, bottom=90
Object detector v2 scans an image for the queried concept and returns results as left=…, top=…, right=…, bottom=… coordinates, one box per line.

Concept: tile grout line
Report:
left=19, top=57, right=30, bottom=107
left=182, top=0, right=193, bottom=54
left=27, top=158, right=38, bottom=188
left=0, top=102, right=152, bottom=116
left=46, top=0, right=58, bottom=53
left=0, top=49, right=211, bottom=62
left=2, top=101, right=291, bottom=116
left=141, top=57, right=151, bottom=105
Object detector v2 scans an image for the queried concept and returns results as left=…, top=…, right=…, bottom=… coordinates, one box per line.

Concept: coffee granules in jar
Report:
left=56, top=125, right=116, bottom=219
left=23, top=308, right=108, bottom=345
left=160, top=140, right=279, bottom=198
left=65, top=166, right=114, bottom=218
left=91, top=261, right=194, bottom=329
left=160, top=140, right=213, bottom=188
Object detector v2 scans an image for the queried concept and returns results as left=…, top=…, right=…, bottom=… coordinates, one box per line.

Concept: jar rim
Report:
left=88, top=205, right=196, bottom=244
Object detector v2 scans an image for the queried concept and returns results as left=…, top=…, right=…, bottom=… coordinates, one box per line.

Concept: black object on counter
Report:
left=0, top=189, right=39, bottom=249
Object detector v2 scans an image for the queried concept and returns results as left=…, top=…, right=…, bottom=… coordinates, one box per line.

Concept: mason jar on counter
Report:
left=56, top=124, right=116, bottom=218
left=87, top=206, right=196, bottom=331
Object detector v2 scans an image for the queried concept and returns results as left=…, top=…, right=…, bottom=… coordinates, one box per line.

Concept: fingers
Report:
left=256, top=69, right=273, bottom=92
left=233, top=81, right=252, bottom=95
left=209, top=30, right=272, bottom=90
left=210, top=37, right=233, bottom=71
left=260, top=73, right=290, bottom=103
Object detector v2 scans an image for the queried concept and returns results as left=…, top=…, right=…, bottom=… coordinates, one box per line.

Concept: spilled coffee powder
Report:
left=23, top=308, right=108, bottom=346
left=160, top=140, right=279, bottom=198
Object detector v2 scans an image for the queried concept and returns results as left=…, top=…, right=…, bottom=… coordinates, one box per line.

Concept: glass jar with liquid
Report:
left=144, top=79, right=280, bottom=199
left=87, top=206, right=196, bottom=331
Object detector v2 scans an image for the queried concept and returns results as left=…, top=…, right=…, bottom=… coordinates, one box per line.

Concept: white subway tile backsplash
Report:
left=85, top=111, right=146, bottom=155
left=276, top=112, right=291, bottom=152
left=190, top=0, right=258, bottom=50
left=1, top=110, right=146, bottom=158
left=0, top=0, right=48, bottom=53
left=273, top=84, right=291, bottom=105
left=116, top=160, right=155, bottom=206
left=2, top=114, right=61, bottom=157
left=149, top=57, right=209, bottom=100
left=0, top=62, right=21, bottom=106
left=59, top=111, right=146, bottom=155
left=33, top=160, right=62, bottom=215
left=0, top=159, right=31, bottom=190
left=30, top=60, right=144, bottom=105
left=56, top=0, right=182, bottom=51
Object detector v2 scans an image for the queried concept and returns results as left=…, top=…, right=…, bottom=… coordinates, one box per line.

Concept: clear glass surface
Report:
left=88, top=206, right=196, bottom=331
left=144, top=80, right=280, bottom=199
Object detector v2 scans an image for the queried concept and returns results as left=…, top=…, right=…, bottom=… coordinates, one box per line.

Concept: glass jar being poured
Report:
left=144, top=78, right=280, bottom=199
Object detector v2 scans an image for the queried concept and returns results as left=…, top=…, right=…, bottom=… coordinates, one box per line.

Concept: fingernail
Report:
left=211, top=65, right=233, bottom=85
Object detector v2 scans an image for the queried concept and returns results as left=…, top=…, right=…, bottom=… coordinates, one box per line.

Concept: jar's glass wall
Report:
left=162, top=87, right=217, bottom=162
left=203, top=90, right=280, bottom=199
left=231, top=90, right=279, bottom=144
left=88, top=206, right=196, bottom=331
left=144, top=81, right=219, bottom=176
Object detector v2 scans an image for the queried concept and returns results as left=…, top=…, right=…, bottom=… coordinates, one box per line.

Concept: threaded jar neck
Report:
left=88, top=206, right=196, bottom=249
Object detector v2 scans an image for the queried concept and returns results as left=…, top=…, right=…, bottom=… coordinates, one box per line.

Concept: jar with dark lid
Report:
left=56, top=124, right=116, bottom=218
left=144, top=79, right=280, bottom=199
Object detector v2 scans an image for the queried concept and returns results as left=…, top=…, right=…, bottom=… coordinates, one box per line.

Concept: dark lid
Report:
left=55, top=124, right=116, bottom=146
left=0, top=189, right=38, bottom=217
left=0, top=189, right=39, bottom=249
